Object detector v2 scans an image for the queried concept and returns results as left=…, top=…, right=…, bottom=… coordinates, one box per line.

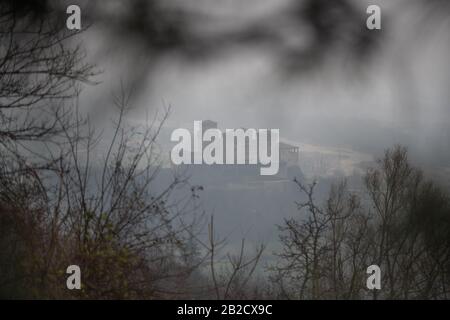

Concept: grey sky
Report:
left=78, top=0, right=449, bottom=170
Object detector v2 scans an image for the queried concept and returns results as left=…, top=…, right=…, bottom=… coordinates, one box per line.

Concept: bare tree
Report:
left=272, top=179, right=367, bottom=299
left=0, top=84, right=210, bottom=298
left=0, top=1, right=95, bottom=141
left=364, top=146, right=450, bottom=299
left=186, top=215, right=266, bottom=300
left=273, top=146, right=450, bottom=299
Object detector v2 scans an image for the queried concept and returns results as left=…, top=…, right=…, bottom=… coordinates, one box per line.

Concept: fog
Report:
left=70, top=0, right=450, bottom=253
left=76, top=0, right=449, bottom=164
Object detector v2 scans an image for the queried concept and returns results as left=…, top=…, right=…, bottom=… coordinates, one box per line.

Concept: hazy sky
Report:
left=64, top=0, right=450, bottom=258
left=79, top=0, right=450, bottom=167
